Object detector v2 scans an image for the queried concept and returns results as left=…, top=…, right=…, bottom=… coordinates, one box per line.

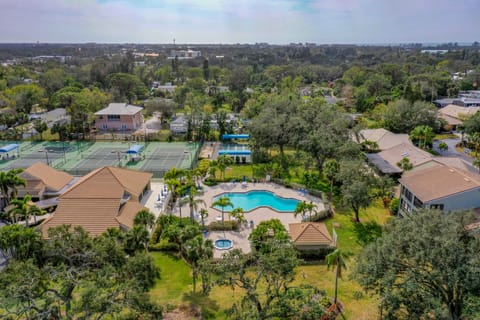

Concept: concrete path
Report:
left=178, top=182, right=324, bottom=258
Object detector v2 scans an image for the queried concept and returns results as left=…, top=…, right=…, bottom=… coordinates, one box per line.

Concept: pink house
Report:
left=95, top=103, right=144, bottom=132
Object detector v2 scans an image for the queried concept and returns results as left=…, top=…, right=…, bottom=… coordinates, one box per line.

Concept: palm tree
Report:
left=125, top=225, right=150, bottom=254
left=165, top=178, right=181, bottom=213
left=0, top=169, right=26, bottom=208
left=216, top=154, right=234, bottom=180
left=230, top=207, right=246, bottom=226
left=294, top=201, right=315, bottom=222
left=183, top=236, right=214, bottom=293
left=469, top=132, right=480, bottom=156
left=164, top=167, right=185, bottom=180
left=185, top=187, right=206, bottom=224
left=199, top=208, right=209, bottom=229
left=8, top=195, right=44, bottom=227
left=410, top=125, right=435, bottom=149
left=133, top=209, right=156, bottom=230
left=212, top=196, right=233, bottom=238
left=326, top=249, right=351, bottom=306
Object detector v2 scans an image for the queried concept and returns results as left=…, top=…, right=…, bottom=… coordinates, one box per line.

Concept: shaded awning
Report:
left=126, top=144, right=144, bottom=154
left=365, top=153, right=402, bottom=174
left=218, top=150, right=251, bottom=155
left=221, top=134, right=249, bottom=140
left=0, top=144, right=19, bottom=153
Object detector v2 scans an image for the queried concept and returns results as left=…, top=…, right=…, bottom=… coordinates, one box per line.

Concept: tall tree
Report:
left=355, top=209, right=480, bottom=320
left=212, top=196, right=233, bottom=238
left=410, top=125, right=435, bottom=149
left=326, top=249, right=350, bottom=307
left=323, top=158, right=339, bottom=204
left=7, top=195, right=44, bottom=226
left=183, top=235, right=213, bottom=293
left=185, top=187, right=206, bottom=224
left=0, top=225, right=161, bottom=319
left=337, top=160, right=376, bottom=222
left=215, top=154, right=234, bottom=180
left=133, top=208, right=156, bottom=230
left=0, top=169, right=26, bottom=208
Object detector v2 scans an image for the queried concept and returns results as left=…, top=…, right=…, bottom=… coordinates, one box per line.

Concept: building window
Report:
left=401, top=186, right=413, bottom=202
left=430, top=204, right=444, bottom=210
left=413, top=197, right=423, bottom=209
left=102, top=124, right=108, bottom=129
left=107, top=115, right=121, bottom=121
left=99, top=116, right=103, bottom=119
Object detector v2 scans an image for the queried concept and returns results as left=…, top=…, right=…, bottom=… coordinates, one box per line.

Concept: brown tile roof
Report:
left=21, top=162, right=74, bottom=192
left=399, top=164, right=480, bottom=202
left=376, top=142, right=432, bottom=170
left=62, top=166, right=152, bottom=199
left=438, top=104, right=480, bottom=123
left=41, top=198, right=122, bottom=237
left=116, top=201, right=145, bottom=229
left=289, top=222, right=334, bottom=246
left=41, top=166, right=152, bottom=237
left=359, top=129, right=410, bottom=150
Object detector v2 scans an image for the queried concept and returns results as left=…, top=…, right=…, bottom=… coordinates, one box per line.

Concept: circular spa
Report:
left=213, top=190, right=300, bottom=212
left=214, top=239, right=233, bottom=250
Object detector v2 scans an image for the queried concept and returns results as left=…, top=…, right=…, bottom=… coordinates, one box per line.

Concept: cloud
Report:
left=0, top=0, right=478, bottom=43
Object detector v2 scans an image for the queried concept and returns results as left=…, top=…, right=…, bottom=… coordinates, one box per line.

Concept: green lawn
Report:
left=150, top=252, right=192, bottom=305
left=149, top=199, right=392, bottom=319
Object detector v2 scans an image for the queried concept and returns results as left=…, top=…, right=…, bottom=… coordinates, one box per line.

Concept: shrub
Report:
left=149, top=241, right=180, bottom=252
left=204, top=178, right=217, bottom=186
left=208, top=220, right=240, bottom=232
left=389, top=198, right=399, bottom=215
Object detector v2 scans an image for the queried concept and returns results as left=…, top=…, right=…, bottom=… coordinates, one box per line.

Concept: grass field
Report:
left=149, top=199, right=392, bottom=319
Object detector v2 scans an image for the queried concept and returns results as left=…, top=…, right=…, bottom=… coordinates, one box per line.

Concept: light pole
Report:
left=38, top=149, right=49, bottom=165
left=111, top=151, right=121, bottom=167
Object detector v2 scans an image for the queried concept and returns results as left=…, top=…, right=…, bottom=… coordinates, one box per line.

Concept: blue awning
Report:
left=0, top=144, right=19, bottom=153
left=218, top=150, right=251, bottom=155
left=126, top=144, right=144, bottom=154
left=221, top=134, right=249, bottom=140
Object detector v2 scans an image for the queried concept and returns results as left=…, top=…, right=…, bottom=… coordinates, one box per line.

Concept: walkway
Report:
left=175, top=182, right=325, bottom=258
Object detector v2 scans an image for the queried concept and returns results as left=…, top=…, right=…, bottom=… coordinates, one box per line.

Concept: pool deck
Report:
left=175, top=182, right=325, bottom=258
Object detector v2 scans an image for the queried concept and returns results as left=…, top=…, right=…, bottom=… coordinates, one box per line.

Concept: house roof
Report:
left=61, top=166, right=152, bottom=199
left=359, top=129, right=410, bottom=150
left=41, top=166, right=152, bottom=237
left=289, top=222, right=334, bottom=246
left=21, top=162, right=74, bottom=192
left=365, top=153, right=403, bottom=174
left=95, top=103, right=143, bottom=116
left=438, top=104, right=480, bottom=124
left=372, top=142, right=432, bottom=172
left=399, top=163, right=480, bottom=202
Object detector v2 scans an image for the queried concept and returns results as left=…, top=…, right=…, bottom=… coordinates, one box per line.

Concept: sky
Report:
left=1, top=0, right=479, bottom=44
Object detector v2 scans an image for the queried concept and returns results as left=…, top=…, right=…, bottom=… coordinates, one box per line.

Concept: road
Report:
left=432, top=137, right=474, bottom=164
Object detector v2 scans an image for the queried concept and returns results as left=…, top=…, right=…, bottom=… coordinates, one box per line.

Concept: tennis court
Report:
left=1, top=141, right=68, bottom=170
left=0, top=141, right=200, bottom=177
left=61, top=141, right=199, bottom=177
left=70, top=146, right=127, bottom=171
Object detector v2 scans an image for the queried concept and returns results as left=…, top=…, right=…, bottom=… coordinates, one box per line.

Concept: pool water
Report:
left=215, top=239, right=233, bottom=250
left=213, top=190, right=300, bottom=212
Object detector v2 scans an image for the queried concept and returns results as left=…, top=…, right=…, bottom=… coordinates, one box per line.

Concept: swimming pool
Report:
left=213, top=190, right=300, bottom=212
